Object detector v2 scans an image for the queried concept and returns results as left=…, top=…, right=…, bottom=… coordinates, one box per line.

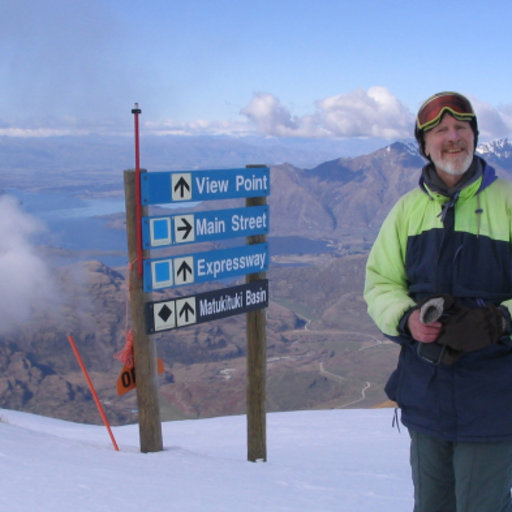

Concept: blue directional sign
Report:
left=146, top=280, right=269, bottom=333
left=140, top=167, right=270, bottom=205
left=143, top=242, right=268, bottom=292
left=142, top=205, right=269, bottom=249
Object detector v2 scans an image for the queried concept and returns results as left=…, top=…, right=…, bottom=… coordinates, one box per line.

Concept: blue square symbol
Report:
left=150, top=217, right=171, bottom=247
left=152, top=259, right=173, bottom=289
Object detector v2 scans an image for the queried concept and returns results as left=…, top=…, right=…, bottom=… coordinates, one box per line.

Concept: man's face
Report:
left=423, top=113, right=475, bottom=178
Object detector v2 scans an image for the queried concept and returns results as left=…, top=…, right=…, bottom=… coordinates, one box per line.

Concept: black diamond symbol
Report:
left=158, top=304, right=172, bottom=322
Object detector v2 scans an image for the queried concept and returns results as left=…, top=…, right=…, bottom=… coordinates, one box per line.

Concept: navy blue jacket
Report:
left=365, top=158, right=512, bottom=441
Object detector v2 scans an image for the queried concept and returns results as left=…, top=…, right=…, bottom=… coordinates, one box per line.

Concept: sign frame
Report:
left=143, top=242, right=268, bottom=292
left=140, top=167, right=270, bottom=205
left=146, top=280, right=269, bottom=333
left=142, top=205, right=269, bottom=249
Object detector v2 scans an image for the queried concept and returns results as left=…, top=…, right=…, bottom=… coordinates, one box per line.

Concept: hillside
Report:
left=2, top=137, right=512, bottom=424
left=0, top=254, right=395, bottom=424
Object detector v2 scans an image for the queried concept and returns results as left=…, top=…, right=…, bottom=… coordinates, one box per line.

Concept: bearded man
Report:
left=365, top=91, right=512, bottom=512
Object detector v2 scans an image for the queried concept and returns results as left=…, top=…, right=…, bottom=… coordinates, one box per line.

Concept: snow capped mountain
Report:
left=385, top=139, right=419, bottom=157
left=477, top=138, right=512, bottom=160
left=387, top=137, right=512, bottom=164
left=382, top=137, right=512, bottom=166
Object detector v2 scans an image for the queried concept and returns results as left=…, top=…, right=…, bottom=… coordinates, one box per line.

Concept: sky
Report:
left=2, top=0, right=512, bottom=141
left=0, top=407, right=414, bottom=511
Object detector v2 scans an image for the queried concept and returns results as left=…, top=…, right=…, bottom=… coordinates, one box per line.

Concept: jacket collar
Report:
left=419, top=155, right=497, bottom=200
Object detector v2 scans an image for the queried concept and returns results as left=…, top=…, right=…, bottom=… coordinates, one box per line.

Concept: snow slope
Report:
left=0, top=408, right=412, bottom=511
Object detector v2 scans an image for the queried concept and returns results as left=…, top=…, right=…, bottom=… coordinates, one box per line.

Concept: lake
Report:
left=5, top=189, right=335, bottom=267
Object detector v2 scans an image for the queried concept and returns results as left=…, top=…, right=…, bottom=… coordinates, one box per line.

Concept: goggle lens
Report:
left=417, top=93, right=475, bottom=132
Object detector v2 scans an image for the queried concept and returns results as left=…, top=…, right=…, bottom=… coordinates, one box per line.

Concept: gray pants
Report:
left=409, top=430, right=512, bottom=512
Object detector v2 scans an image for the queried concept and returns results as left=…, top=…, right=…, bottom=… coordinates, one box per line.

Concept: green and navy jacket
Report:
left=364, top=157, right=512, bottom=441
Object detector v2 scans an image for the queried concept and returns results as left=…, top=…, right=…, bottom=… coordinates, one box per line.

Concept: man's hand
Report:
left=408, top=309, right=442, bottom=343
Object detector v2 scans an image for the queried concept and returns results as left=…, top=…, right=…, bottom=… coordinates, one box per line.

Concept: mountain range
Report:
left=2, top=136, right=512, bottom=424
left=0, top=134, right=388, bottom=177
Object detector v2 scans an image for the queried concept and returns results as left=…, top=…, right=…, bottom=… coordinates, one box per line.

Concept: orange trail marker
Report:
left=67, top=335, right=119, bottom=451
left=116, top=358, right=164, bottom=397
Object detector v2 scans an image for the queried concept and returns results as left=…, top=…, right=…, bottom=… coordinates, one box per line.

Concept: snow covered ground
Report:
left=0, top=407, right=413, bottom=511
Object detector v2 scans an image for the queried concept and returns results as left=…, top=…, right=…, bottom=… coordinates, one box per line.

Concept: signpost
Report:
left=124, top=169, right=163, bottom=453
left=124, top=109, right=270, bottom=459
left=245, top=191, right=268, bottom=462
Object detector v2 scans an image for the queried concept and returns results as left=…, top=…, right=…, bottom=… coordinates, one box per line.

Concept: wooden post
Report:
left=246, top=166, right=268, bottom=462
left=124, top=169, right=163, bottom=453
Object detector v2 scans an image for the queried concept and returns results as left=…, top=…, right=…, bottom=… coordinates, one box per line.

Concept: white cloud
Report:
left=469, top=96, right=512, bottom=140
left=3, top=84, right=512, bottom=142
left=143, top=119, right=254, bottom=137
left=0, top=127, right=89, bottom=138
left=239, top=92, right=304, bottom=136
left=317, top=87, right=413, bottom=138
left=0, top=195, right=56, bottom=334
left=240, top=87, right=414, bottom=139
left=238, top=88, right=512, bottom=141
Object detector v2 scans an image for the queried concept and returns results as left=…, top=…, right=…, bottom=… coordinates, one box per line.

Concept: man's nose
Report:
left=446, top=127, right=461, bottom=140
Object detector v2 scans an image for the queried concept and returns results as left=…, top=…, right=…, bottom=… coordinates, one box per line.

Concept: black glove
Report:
left=418, top=295, right=506, bottom=352
left=438, top=303, right=505, bottom=352
left=416, top=295, right=506, bottom=365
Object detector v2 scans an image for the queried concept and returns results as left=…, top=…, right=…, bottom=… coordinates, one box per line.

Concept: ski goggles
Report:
left=416, top=92, right=475, bottom=132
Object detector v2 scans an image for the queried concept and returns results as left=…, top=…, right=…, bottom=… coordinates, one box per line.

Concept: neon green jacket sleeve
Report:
left=364, top=195, right=416, bottom=337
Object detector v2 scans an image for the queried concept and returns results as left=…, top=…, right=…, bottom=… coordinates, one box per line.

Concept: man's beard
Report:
left=431, top=149, right=473, bottom=176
